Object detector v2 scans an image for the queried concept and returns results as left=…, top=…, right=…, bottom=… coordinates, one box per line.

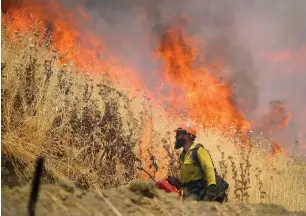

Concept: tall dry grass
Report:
left=1, top=16, right=153, bottom=189
left=2, top=12, right=306, bottom=213
left=199, top=131, right=306, bottom=211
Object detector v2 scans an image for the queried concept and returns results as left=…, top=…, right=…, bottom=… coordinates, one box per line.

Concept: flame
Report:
left=156, top=22, right=250, bottom=133
left=2, top=0, right=146, bottom=90
left=269, top=141, right=288, bottom=157
left=5, top=1, right=285, bottom=179
left=260, top=46, right=306, bottom=151
left=265, top=101, right=293, bottom=129
left=3, top=1, right=251, bottom=135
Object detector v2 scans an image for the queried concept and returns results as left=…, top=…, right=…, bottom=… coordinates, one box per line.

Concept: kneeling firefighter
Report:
left=167, top=122, right=229, bottom=203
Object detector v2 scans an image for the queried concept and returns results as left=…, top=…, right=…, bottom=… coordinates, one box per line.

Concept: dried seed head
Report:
left=161, top=138, right=167, bottom=144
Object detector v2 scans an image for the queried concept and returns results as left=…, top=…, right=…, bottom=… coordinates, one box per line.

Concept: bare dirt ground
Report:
left=2, top=179, right=306, bottom=216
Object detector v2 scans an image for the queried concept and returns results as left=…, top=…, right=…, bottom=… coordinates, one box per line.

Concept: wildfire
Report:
left=2, top=0, right=252, bottom=134
left=264, top=101, right=293, bottom=129
left=5, top=0, right=301, bottom=181
left=260, top=46, right=306, bottom=151
left=2, top=0, right=145, bottom=90
left=270, top=141, right=288, bottom=157
left=156, top=22, right=250, bottom=133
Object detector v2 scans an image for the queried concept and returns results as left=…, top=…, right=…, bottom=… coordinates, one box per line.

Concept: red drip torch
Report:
left=137, top=166, right=182, bottom=198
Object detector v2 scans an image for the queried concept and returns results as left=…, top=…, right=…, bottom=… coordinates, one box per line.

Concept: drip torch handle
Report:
left=136, top=166, right=157, bottom=182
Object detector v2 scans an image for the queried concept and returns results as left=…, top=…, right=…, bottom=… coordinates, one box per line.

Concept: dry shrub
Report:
left=209, top=132, right=306, bottom=211
left=1, top=16, right=148, bottom=189
left=162, top=136, right=180, bottom=178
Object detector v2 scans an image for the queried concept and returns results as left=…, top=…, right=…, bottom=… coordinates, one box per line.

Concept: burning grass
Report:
left=1, top=18, right=149, bottom=189
left=1, top=12, right=306, bottom=213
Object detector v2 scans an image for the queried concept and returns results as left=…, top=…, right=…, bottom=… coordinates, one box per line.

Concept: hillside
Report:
left=2, top=180, right=306, bottom=216
left=2, top=9, right=306, bottom=216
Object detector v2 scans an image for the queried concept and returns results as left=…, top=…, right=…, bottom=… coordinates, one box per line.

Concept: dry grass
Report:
left=1, top=17, right=151, bottom=189
left=201, top=131, right=306, bottom=211
left=2, top=12, right=306, bottom=213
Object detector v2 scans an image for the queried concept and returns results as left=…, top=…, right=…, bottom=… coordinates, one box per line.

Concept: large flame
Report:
left=2, top=1, right=251, bottom=134
left=5, top=0, right=302, bottom=181
left=156, top=22, right=250, bottom=133
left=2, top=0, right=146, bottom=91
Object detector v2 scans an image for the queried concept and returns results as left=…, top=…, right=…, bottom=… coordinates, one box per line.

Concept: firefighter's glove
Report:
left=203, top=184, right=217, bottom=201
left=167, top=176, right=181, bottom=189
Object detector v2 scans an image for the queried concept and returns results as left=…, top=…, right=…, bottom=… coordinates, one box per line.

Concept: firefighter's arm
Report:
left=197, top=148, right=216, bottom=186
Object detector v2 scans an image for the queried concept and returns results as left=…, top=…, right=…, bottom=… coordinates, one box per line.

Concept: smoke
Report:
left=226, top=1, right=306, bottom=154
left=96, top=0, right=305, bottom=154
left=4, top=0, right=306, bottom=154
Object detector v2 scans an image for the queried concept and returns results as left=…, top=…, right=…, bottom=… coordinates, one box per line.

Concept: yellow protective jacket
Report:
left=179, top=142, right=216, bottom=186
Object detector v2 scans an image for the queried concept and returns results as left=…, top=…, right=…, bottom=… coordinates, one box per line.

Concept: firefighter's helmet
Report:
left=176, top=122, right=197, bottom=137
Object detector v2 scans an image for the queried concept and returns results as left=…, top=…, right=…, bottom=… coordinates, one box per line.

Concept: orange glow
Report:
left=261, top=46, right=306, bottom=74
left=266, top=101, right=293, bottom=129
left=2, top=1, right=251, bottom=137
left=261, top=51, right=292, bottom=63
left=7, top=0, right=303, bottom=173
left=156, top=22, right=250, bottom=134
left=269, top=141, right=288, bottom=157
left=260, top=46, right=306, bottom=153
left=2, top=0, right=146, bottom=91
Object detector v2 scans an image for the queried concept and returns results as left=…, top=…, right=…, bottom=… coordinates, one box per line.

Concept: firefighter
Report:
left=167, top=122, right=219, bottom=202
